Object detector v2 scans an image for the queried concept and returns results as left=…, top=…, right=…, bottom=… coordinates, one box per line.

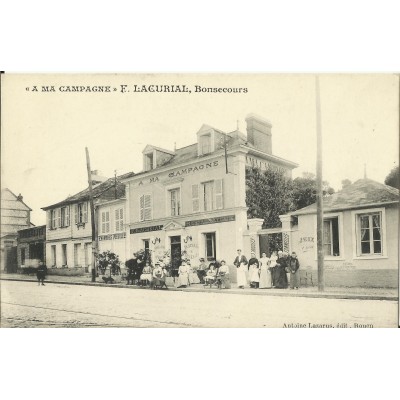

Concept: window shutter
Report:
left=144, top=195, right=152, bottom=220
left=192, top=184, right=199, bottom=212
left=47, top=211, right=51, bottom=228
left=83, top=203, right=88, bottom=222
left=74, top=204, right=78, bottom=224
left=57, top=208, right=62, bottom=227
left=140, top=195, right=144, bottom=221
left=115, top=209, right=119, bottom=231
left=106, top=211, right=110, bottom=233
left=65, top=206, right=70, bottom=226
left=215, top=179, right=223, bottom=210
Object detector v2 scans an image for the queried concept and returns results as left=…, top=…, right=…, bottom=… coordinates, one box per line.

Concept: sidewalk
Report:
left=1, top=273, right=398, bottom=301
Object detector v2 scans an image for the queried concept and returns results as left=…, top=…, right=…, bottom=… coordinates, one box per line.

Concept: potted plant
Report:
left=96, top=250, right=121, bottom=284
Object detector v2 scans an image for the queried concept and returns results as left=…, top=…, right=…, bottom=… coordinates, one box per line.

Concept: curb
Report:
left=1, top=277, right=397, bottom=301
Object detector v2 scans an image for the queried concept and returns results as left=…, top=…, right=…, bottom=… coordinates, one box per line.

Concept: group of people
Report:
left=234, top=249, right=300, bottom=290
left=177, top=258, right=231, bottom=289
left=125, top=253, right=169, bottom=289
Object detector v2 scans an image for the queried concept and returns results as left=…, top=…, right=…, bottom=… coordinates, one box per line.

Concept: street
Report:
left=1, top=280, right=397, bottom=327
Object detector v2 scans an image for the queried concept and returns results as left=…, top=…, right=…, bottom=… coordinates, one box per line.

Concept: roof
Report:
left=290, top=179, right=399, bottom=215
left=1, top=188, right=32, bottom=211
left=124, top=127, right=297, bottom=180
left=42, top=171, right=134, bottom=210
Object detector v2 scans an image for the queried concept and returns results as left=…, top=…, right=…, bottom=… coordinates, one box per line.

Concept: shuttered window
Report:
left=139, top=194, right=152, bottom=221
left=115, top=208, right=124, bottom=232
left=215, top=179, right=223, bottom=210
left=192, top=184, right=199, bottom=212
left=76, top=202, right=88, bottom=224
left=101, top=211, right=110, bottom=233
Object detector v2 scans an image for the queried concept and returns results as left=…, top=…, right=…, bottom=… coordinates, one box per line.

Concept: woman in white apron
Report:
left=233, top=249, right=248, bottom=289
left=177, top=260, right=189, bottom=288
left=259, top=252, right=272, bottom=288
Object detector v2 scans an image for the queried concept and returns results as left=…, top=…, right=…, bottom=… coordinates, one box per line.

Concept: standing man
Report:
left=233, top=249, right=248, bottom=289
left=36, top=260, right=47, bottom=286
left=288, top=252, right=300, bottom=290
left=125, top=253, right=137, bottom=285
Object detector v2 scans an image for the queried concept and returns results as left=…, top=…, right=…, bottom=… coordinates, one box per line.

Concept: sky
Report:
left=1, top=73, right=399, bottom=226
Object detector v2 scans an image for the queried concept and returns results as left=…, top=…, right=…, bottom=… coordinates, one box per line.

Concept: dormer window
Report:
left=145, top=152, right=154, bottom=171
left=200, top=134, right=211, bottom=155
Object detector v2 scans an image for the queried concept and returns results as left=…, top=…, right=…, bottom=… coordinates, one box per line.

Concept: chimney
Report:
left=17, top=193, right=23, bottom=201
left=245, top=114, right=273, bottom=154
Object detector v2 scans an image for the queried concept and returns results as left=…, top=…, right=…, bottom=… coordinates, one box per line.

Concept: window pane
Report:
left=361, top=228, right=369, bottom=241
left=373, top=240, right=381, bottom=254
left=372, top=214, right=381, bottom=228
left=360, top=216, right=369, bottom=229
left=361, top=241, right=370, bottom=254
left=373, top=227, right=381, bottom=241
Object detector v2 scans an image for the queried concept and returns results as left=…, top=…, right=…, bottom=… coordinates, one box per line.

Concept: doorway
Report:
left=170, top=236, right=181, bottom=277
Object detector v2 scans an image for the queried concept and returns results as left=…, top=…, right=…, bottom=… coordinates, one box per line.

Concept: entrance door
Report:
left=170, top=236, right=181, bottom=277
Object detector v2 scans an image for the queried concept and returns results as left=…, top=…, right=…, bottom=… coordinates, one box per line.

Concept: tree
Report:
left=291, top=172, right=334, bottom=210
left=384, top=165, right=399, bottom=189
left=246, top=166, right=293, bottom=229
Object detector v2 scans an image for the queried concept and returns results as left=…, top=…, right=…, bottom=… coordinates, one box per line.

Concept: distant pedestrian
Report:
left=37, top=261, right=47, bottom=286
left=233, top=249, right=248, bottom=289
left=288, top=252, right=300, bottom=289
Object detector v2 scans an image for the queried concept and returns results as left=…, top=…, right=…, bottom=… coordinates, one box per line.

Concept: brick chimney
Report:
left=245, top=114, right=272, bottom=154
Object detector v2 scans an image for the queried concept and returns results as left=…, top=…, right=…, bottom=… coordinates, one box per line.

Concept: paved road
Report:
left=1, top=280, right=397, bottom=328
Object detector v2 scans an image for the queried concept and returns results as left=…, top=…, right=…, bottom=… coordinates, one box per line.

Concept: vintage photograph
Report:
left=1, top=73, right=398, bottom=328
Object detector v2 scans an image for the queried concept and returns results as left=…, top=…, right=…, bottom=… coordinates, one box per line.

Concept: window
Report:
left=201, top=179, right=224, bottom=212
left=51, top=209, right=57, bottom=229
left=139, top=194, right=152, bottom=221
left=200, top=134, right=211, bottom=155
left=204, top=232, right=216, bottom=261
left=192, top=184, right=200, bottom=213
left=143, top=239, right=150, bottom=260
left=21, top=248, right=26, bottom=266
left=115, top=208, right=124, bottom=232
left=61, top=206, right=70, bottom=227
left=75, top=202, right=88, bottom=224
left=51, top=245, right=57, bottom=266
left=323, top=217, right=340, bottom=256
left=62, top=244, right=67, bottom=266
left=145, top=153, right=154, bottom=171
left=170, top=189, right=181, bottom=216
left=358, top=213, right=382, bottom=255
left=101, top=211, right=110, bottom=233
left=203, top=181, right=214, bottom=211
left=74, top=243, right=81, bottom=266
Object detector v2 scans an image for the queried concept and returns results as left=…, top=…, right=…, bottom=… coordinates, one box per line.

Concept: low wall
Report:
left=298, top=269, right=398, bottom=289
left=47, top=267, right=86, bottom=276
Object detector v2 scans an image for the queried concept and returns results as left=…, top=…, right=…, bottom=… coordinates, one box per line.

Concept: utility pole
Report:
left=114, top=170, right=117, bottom=199
left=223, top=133, right=229, bottom=174
left=315, top=76, right=324, bottom=291
left=85, top=147, right=97, bottom=282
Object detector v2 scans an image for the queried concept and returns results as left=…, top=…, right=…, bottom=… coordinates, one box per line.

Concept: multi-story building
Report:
left=121, top=114, right=298, bottom=277
left=1, top=188, right=33, bottom=272
left=41, top=173, right=132, bottom=272
left=17, top=225, right=46, bottom=269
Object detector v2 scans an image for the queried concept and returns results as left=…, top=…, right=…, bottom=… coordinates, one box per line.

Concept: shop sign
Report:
left=130, top=225, right=163, bottom=234
left=185, top=215, right=235, bottom=227
left=98, top=232, right=126, bottom=241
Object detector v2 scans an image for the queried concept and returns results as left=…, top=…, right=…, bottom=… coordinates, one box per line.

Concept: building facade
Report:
left=41, top=174, right=131, bottom=274
left=122, top=114, right=297, bottom=279
left=280, top=179, right=399, bottom=288
left=1, top=188, right=33, bottom=272
left=97, top=198, right=127, bottom=262
left=17, top=225, right=46, bottom=269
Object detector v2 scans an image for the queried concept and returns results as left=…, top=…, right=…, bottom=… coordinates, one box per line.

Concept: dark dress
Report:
left=274, top=257, right=288, bottom=288
left=125, top=258, right=138, bottom=284
left=36, top=264, right=47, bottom=282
